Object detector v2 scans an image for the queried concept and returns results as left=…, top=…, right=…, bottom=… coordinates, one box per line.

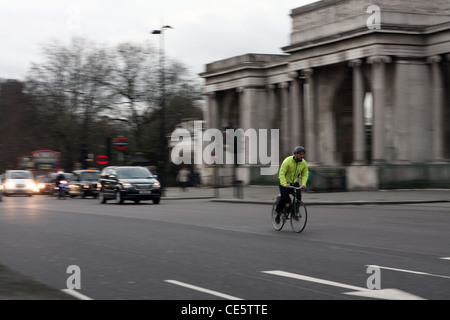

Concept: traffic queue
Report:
left=1, top=166, right=161, bottom=205
left=0, top=169, right=100, bottom=199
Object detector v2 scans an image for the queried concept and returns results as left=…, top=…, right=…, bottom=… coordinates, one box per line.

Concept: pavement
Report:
left=1, top=186, right=449, bottom=300
left=164, top=185, right=450, bottom=206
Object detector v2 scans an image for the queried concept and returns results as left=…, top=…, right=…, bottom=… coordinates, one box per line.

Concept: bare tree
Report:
left=22, top=37, right=204, bottom=172
left=105, top=42, right=159, bottom=151
left=25, top=38, right=114, bottom=169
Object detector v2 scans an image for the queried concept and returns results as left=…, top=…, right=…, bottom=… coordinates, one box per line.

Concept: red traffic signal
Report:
left=96, top=155, right=109, bottom=165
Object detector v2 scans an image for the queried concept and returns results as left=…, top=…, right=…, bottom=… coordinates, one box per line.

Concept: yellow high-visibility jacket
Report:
left=279, top=155, right=309, bottom=187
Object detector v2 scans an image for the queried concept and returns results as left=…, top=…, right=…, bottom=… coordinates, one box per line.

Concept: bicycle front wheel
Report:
left=271, top=198, right=285, bottom=231
left=290, top=201, right=307, bottom=233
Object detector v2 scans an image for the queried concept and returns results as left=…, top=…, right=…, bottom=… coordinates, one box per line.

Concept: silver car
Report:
left=3, top=170, right=36, bottom=196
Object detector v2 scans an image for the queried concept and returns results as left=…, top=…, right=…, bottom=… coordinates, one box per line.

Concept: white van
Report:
left=3, top=170, right=35, bottom=196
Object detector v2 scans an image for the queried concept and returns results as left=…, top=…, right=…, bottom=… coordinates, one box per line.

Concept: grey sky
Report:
left=0, top=0, right=318, bottom=80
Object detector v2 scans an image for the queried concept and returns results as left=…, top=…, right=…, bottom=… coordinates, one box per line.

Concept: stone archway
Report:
left=333, top=66, right=373, bottom=166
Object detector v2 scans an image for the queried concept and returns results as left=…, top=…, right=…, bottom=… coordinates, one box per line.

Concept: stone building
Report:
left=200, top=0, right=450, bottom=190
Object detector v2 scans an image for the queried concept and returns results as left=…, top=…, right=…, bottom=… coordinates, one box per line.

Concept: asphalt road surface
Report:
left=0, top=195, right=449, bottom=301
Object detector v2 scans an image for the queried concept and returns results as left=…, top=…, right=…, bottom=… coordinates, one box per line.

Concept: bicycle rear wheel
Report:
left=271, top=197, right=285, bottom=231
left=290, top=200, right=307, bottom=233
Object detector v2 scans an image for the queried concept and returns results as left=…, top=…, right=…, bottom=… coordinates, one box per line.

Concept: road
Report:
left=0, top=195, right=449, bottom=301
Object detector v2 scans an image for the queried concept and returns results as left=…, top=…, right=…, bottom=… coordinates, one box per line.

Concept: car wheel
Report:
left=115, top=190, right=124, bottom=204
left=99, top=190, right=107, bottom=204
left=152, top=197, right=160, bottom=205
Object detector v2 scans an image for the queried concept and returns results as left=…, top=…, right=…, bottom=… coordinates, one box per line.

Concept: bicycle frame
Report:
left=272, top=185, right=308, bottom=233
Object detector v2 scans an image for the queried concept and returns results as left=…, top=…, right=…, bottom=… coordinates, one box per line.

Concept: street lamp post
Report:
left=151, top=25, right=173, bottom=196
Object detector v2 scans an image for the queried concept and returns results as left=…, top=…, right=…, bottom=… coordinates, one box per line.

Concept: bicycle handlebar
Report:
left=288, top=183, right=304, bottom=190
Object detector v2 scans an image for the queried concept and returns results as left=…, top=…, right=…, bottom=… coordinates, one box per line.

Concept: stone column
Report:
left=266, top=84, right=277, bottom=129
left=349, top=59, right=366, bottom=165
left=206, top=92, right=218, bottom=130
left=301, top=68, right=317, bottom=163
left=236, top=87, right=251, bottom=131
left=367, top=55, right=391, bottom=164
left=279, top=82, right=290, bottom=157
left=237, top=87, right=258, bottom=169
left=427, top=55, right=444, bottom=162
left=289, top=71, right=303, bottom=149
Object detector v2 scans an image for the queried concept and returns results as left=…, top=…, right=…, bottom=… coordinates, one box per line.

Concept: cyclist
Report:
left=275, top=146, right=309, bottom=223
left=55, top=171, right=66, bottom=188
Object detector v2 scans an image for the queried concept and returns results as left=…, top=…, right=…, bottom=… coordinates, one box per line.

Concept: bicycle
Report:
left=271, top=185, right=308, bottom=233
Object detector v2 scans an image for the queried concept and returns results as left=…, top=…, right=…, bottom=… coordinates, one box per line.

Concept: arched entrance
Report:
left=334, top=69, right=354, bottom=165
left=333, top=68, right=373, bottom=166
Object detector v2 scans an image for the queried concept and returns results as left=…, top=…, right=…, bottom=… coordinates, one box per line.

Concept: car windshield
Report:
left=117, top=167, right=153, bottom=179
left=80, top=172, right=100, bottom=181
left=10, top=172, right=32, bottom=179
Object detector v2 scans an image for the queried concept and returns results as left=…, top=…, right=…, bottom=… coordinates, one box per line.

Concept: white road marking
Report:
left=165, top=280, right=243, bottom=300
left=61, top=289, right=93, bottom=300
left=262, top=270, right=425, bottom=300
left=366, top=265, right=450, bottom=279
left=440, top=257, right=450, bottom=261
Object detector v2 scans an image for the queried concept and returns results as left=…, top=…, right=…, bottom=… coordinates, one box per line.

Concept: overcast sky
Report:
left=0, top=0, right=318, bottom=80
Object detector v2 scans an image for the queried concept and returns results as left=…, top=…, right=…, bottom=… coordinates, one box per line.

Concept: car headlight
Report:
left=5, top=182, right=15, bottom=189
left=122, top=183, right=133, bottom=189
left=26, top=182, right=36, bottom=190
left=153, top=182, right=161, bottom=189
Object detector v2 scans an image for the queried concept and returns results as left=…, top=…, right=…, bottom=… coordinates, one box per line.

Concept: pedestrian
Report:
left=176, top=167, right=190, bottom=191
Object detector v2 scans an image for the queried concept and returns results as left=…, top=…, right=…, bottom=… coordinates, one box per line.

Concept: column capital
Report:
left=288, top=71, right=300, bottom=80
left=300, top=68, right=314, bottom=79
left=367, top=55, right=392, bottom=64
left=279, top=82, right=289, bottom=89
left=427, top=55, right=442, bottom=64
left=236, top=87, right=245, bottom=94
left=348, top=59, right=362, bottom=68
left=266, top=84, right=276, bottom=91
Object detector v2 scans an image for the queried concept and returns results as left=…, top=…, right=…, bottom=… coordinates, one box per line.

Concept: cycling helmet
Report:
left=293, top=146, right=306, bottom=154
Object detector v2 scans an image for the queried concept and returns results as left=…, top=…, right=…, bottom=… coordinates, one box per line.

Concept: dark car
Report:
left=69, top=169, right=101, bottom=198
left=98, top=166, right=161, bottom=204
left=35, top=174, right=53, bottom=195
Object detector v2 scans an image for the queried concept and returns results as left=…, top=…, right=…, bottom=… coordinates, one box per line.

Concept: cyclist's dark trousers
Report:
left=276, top=185, right=301, bottom=213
